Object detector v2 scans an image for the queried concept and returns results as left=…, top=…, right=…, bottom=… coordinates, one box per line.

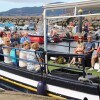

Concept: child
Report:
left=10, top=41, right=19, bottom=67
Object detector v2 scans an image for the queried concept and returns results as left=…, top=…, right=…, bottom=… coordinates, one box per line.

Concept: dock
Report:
left=0, top=88, right=63, bottom=100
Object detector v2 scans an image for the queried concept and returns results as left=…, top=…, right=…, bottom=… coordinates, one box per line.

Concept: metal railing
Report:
left=0, top=46, right=87, bottom=78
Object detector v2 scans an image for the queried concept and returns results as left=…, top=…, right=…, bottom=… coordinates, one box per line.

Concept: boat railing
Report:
left=47, top=52, right=86, bottom=77
left=0, top=46, right=87, bottom=78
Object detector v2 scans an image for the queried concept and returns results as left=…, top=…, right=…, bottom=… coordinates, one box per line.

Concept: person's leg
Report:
left=70, top=57, right=76, bottom=64
left=70, top=49, right=77, bottom=64
left=78, top=52, right=83, bottom=64
left=89, top=54, right=97, bottom=70
left=99, top=57, right=100, bottom=69
left=97, top=57, right=100, bottom=72
left=91, top=55, right=97, bottom=68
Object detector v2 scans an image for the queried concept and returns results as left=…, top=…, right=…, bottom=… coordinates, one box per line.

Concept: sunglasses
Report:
left=79, top=38, right=82, bottom=39
left=6, top=41, right=10, bottom=42
left=25, top=43, right=30, bottom=46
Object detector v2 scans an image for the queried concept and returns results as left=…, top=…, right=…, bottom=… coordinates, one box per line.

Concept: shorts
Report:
left=97, top=53, right=100, bottom=58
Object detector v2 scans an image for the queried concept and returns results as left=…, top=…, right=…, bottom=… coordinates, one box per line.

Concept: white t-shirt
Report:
left=27, top=49, right=40, bottom=71
left=19, top=48, right=27, bottom=68
left=0, top=37, right=4, bottom=45
left=3, top=48, right=12, bottom=64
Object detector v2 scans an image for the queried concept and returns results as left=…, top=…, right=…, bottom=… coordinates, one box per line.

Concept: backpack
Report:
left=55, top=56, right=66, bottom=64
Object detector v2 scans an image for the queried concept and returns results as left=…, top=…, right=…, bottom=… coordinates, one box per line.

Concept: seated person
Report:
left=70, top=36, right=84, bottom=64
left=84, top=35, right=95, bottom=67
left=19, top=41, right=30, bottom=68
left=3, top=37, right=12, bottom=64
left=89, top=46, right=100, bottom=72
left=10, top=41, right=19, bottom=67
left=84, top=35, right=95, bottom=59
left=10, top=32, right=20, bottom=44
left=27, top=42, right=43, bottom=71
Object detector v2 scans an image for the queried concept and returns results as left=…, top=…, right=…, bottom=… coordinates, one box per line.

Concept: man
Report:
left=10, top=32, right=20, bottom=44
left=20, top=31, right=30, bottom=44
left=84, top=35, right=95, bottom=67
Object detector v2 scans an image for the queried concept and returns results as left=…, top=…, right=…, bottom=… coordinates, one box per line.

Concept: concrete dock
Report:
left=0, top=89, right=63, bottom=100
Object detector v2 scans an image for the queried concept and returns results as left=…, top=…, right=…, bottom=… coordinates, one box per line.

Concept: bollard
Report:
left=37, top=81, right=46, bottom=96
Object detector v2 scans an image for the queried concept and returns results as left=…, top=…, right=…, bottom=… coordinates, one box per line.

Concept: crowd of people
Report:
left=0, top=28, right=100, bottom=72
left=70, top=35, right=100, bottom=72
left=0, top=31, right=44, bottom=72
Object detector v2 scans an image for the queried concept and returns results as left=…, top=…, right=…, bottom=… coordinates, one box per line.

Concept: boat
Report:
left=0, top=51, right=100, bottom=100
left=28, top=34, right=44, bottom=43
left=0, top=0, right=100, bottom=100
left=28, top=34, right=61, bottom=43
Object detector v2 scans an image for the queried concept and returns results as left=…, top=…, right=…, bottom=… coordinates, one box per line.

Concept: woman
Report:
left=3, top=37, right=12, bottom=63
left=10, top=41, right=19, bottom=67
left=19, top=40, right=30, bottom=68
left=27, top=42, right=43, bottom=71
left=70, top=36, right=84, bottom=64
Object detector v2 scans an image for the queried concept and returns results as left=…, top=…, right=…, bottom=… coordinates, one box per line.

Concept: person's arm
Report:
left=16, top=50, right=20, bottom=56
left=20, top=37, right=24, bottom=44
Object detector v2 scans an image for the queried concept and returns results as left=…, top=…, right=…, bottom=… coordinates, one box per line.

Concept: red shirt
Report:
left=97, top=46, right=100, bottom=53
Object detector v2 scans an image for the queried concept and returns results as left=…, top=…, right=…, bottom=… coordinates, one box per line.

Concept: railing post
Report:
left=43, top=9, right=48, bottom=74
left=69, top=41, right=70, bottom=53
left=82, top=55, right=86, bottom=78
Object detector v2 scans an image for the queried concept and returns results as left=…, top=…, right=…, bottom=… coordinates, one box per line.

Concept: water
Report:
left=47, top=41, right=76, bottom=53
left=42, top=41, right=99, bottom=56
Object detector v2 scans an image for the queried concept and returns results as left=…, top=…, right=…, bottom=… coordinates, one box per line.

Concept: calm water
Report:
left=42, top=41, right=100, bottom=56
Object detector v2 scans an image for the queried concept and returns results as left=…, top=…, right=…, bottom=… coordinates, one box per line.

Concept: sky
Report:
left=0, top=0, right=86, bottom=12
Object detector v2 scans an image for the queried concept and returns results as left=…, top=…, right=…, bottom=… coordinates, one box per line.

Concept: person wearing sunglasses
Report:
left=3, top=37, right=11, bottom=64
left=70, top=36, right=84, bottom=64
left=19, top=40, right=30, bottom=68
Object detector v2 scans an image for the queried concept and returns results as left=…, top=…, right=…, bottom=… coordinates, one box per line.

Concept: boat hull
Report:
left=28, top=35, right=44, bottom=43
left=0, top=62, right=99, bottom=100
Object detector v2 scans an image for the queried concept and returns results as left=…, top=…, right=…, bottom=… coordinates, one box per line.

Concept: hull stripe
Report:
left=0, top=76, right=66, bottom=99
left=0, top=70, right=99, bottom=100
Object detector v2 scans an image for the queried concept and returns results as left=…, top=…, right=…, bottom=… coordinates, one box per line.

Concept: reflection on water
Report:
left=47, top=41, right=76, bottom=53
left=41, top=41, right=99, bottom=55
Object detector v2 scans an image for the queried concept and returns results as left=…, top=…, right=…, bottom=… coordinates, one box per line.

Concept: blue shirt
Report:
left=84, top=42, right=95, bottom=57
left=20, top=37, right=30, bottom=44
left=10, top=48, right=18, bottom=63
left=10, top=38, right=20, bottom=44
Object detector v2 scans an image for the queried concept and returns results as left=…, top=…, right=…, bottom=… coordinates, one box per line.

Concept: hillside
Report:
left=0, top=7, right=43, bottom=16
